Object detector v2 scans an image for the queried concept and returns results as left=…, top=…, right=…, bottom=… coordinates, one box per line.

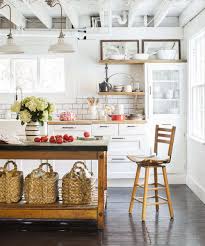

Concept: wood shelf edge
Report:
left=99, top=59, right=187, bottom=64
left=98, top=92, right=145, bottom=96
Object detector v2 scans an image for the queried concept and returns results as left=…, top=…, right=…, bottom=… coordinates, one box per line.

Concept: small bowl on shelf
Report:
left=132, top=53, right=149, bottom=60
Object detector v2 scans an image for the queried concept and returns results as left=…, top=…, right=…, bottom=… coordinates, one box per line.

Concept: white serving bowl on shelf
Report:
left=157, top=49, right=177, bottom=60
left=132, top=53, right=149, bottom=60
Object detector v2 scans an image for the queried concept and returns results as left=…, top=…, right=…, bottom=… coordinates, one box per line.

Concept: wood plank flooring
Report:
left=0, top=185, right=205, bottom=246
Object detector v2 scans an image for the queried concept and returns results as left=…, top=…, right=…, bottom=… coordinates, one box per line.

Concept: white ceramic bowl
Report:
left=109, top=54, right=125, bottom=60
left=132, top=53, right=149, bottom=60
left=157, top=50, right=177, bottom=60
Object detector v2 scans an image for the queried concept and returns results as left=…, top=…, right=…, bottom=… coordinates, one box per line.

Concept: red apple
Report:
left=56, top=138, right=63, bottom=144
left=63, top=134, right=70, bottom=141
left=68, top=135, right=74, bottom=142
left=49, top=136, right=56, bottom=143
left=84, top=131, right=90, bottom=138
left=34, top=137, right=41, bottom=143
left=41, top=136, right=48, bottom=142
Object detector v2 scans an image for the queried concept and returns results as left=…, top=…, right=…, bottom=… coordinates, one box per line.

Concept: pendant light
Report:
left=0, top=1, right=24, bottom=54
left=46, top=0, right=75, bottom=53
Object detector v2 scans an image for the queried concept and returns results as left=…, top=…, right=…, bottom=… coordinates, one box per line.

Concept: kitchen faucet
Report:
left=15, top=86, right=23, bottom=119
left=15, top=86, right=23, bottom=102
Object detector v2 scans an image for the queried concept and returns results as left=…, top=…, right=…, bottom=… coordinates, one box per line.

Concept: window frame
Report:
left=0, top=54, right=70, bottom=104
left=188, top=29, right=205, bottom=143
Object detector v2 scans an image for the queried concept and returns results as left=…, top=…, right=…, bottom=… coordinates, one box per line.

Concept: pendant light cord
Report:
left=0, top=4, right=12, bottom=38
left=46, top=1, right=64, bottom=38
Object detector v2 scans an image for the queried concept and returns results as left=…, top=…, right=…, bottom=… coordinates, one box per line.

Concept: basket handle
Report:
left=4, top=160, right=18, bottom=172
left=39, top=162, right=54, bottom=173
left=73, top=161, right=88, bottom=170
left=70, top=165, right=86, bottom=179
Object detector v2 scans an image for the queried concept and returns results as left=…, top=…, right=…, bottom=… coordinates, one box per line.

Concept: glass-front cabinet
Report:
left=145, top=63, right=185, bottom=118
left=145, top=63, right=186, bottom=174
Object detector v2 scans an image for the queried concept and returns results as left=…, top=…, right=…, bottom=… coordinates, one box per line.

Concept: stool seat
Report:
left=127, top=155, right=170, bottom=166
left=128, top=125, right=176, bottom=222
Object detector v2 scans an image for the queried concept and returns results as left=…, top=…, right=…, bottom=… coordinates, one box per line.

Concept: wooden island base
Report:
left=0, top=142, right=108, bottom=229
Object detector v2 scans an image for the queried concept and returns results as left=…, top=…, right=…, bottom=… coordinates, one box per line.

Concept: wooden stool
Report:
left=127, top=125, right=176, bottom=222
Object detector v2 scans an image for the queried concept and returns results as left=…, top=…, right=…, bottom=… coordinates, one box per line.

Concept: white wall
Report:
left=184, top=9, right=205, bottom=203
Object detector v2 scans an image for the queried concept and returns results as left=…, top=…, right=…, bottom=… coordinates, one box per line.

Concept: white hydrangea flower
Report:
left=36, top=98, right=48, bottom=111
left=11, top=101, right=21, bottom=113
left=48, top=103, right=55, bottom=113
left=20, top=110, right=32, bottom=123
left=25, top=99, right=38, bottom=112
left=41, top=110, right=49, bottom=122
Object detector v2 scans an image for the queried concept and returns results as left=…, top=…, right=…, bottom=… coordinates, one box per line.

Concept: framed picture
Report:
left=142, top=39, right=181, bottom=60
left=100, top=40, right=140, bottom=60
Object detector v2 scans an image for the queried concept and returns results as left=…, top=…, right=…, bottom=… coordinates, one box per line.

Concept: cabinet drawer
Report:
left=119, top=124, right=145, bottom=135
left=48, top=125, right=91, bottom=136
left=92, top=124, right=118, bottom=136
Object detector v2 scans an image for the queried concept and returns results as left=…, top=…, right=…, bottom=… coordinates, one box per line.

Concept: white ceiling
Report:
left=6, top=0, right=192, bottom=17
left=0, top=0, right=200, bottom=28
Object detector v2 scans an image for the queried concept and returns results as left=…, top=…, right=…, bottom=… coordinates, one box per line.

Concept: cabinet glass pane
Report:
left=152, top=70, right=180, bottom=114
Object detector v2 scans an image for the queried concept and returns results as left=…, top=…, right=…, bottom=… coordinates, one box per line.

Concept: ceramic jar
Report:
left=25, top=121, right=40, bottom=142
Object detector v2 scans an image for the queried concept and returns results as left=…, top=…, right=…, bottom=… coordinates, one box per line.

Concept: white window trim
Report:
left=188, top=29, right=205, bottom=143
left=0, top=54, right=72, bottom=104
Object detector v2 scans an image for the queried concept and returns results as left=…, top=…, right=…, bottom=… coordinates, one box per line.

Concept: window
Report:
left=189, top=30, right=205, bottom=141
left=0, top=56, right=65, bottom=94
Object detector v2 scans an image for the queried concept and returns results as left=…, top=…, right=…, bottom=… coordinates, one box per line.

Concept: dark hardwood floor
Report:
left=0, top=185, right=205, bottom=246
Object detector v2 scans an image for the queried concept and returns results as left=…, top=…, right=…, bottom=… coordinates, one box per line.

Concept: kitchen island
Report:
left=0, top=140, right=108, bottom=229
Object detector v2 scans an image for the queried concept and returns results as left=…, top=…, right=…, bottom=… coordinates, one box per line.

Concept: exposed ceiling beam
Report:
left=58, top=0, right=79, bottom=28
left=0, top=1, right=26, bottom=28
left=153, top=0, right=172, bottom=27
left=179, top=0, right=205, bottom=27
left=23, top=0, right=52, bottom=29
left=98, top=0, right=105, bottom=27
left=128, top=0, right=143, bottom=27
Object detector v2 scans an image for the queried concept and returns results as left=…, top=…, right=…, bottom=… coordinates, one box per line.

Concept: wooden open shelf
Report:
left=98, top=91, right=145, bottom=96
left=0, top=190, right=107, bottom=220
left=99, top=59, right=187, bottom=65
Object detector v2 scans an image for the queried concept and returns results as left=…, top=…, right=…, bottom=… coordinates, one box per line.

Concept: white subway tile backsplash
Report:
left=0, top=96, right=144, bottom=119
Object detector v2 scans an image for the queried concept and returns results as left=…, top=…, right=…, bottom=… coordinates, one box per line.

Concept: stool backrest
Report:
left=154, top=125, right=176, bottom=160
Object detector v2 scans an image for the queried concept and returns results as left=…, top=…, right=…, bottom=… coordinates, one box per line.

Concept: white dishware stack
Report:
left=123, top=85, right=132, bottom=92
left=113, top=85, right=123, bottom=92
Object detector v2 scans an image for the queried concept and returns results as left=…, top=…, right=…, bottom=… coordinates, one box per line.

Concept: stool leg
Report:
left=142, top=167, right=149, bottom=222
left=154, top=167, right=159, bottom=212
left=129, top=165, right=141, bottom=214
left=162, top=166, right=174, bottom=219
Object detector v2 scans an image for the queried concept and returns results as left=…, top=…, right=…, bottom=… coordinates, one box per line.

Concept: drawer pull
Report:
left=100, top=126, right=109, bottom=128
left=111, top=158, right=126, bottom=161
left=112, top=137, right=125, bottom=140
left=127, top=125, right=136, bottom=128
left=62, top=126, right=76, bottom=129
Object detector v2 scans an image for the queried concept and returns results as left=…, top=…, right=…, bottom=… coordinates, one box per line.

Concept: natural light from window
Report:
left=189, top=30, right=205, bottom=142
left=0, top=56, right=65, bottom=94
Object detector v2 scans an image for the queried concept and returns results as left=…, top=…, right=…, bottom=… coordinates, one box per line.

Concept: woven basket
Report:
left=0, top=160, right=23, bottom=204
left=62, top=161, right=94, bottom=205
left=24, top=162, right=58, bottom=204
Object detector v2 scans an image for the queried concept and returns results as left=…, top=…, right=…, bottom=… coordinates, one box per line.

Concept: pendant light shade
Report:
left=48, top=34, right=75, bottom=54
left=46, top=0, right=75, bottom=54
left=0, top=35, right=23, bottom=54
left=0, top=3, right=24, bottom=54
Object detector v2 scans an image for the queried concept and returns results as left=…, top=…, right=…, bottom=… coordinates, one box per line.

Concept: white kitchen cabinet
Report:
left=47, top=124, right=92, bottom=178
left=145, top=63, right=185, bottom=118
left=92, top=124, right=118, bottom=136
left=145, top=63, right=186, bottom=174
left=91, top=124, right=148, bottom=179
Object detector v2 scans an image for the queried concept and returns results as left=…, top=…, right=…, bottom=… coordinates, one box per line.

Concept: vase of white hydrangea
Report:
left=11, top=96, right=55, bottom=142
